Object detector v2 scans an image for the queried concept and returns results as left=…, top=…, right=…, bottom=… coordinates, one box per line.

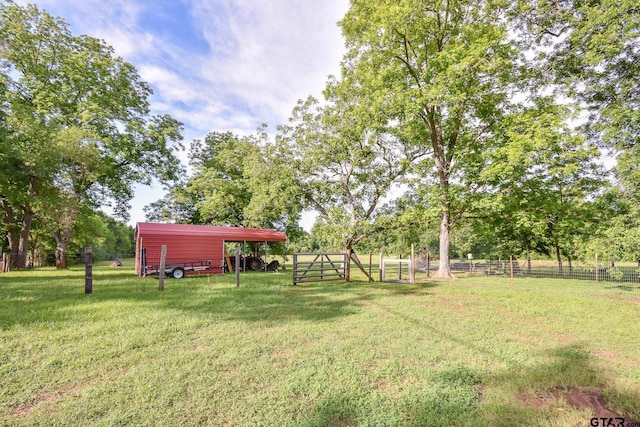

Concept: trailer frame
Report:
left=144, top=259, right=213, bottom=279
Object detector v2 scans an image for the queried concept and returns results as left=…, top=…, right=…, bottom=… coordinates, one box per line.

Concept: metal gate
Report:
left=293, top=252, right=347, bottom=285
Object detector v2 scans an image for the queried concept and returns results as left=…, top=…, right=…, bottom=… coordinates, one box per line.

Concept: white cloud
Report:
left=189, top=0, right=348, bottom=126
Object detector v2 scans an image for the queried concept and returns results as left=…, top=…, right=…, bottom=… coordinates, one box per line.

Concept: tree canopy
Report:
left=0, top=1, right=183, bottom=268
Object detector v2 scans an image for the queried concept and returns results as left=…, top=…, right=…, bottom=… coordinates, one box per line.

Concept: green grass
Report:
left=1, top=261, right=639, bottom=426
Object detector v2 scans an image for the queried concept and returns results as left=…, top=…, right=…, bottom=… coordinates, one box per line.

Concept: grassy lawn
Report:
left=1, top=261, right=639, bottom=426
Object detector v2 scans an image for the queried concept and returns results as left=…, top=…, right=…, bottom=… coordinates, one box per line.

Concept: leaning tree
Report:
left=277, top=82, right=428, bottom=274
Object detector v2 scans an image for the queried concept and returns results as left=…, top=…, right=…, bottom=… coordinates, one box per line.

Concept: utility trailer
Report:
left=135, top=222, right=287, bottom=277
left=144, top=260, right=212, bottom=279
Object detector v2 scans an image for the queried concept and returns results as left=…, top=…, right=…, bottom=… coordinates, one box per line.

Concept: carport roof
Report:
left=135, top=222, right=287, bottom=242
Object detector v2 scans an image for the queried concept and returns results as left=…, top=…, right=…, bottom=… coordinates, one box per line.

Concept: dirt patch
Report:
left=192, top=343, right=208, bottom=352
left=477, top=383, right=486, bottom=404
left=594, top=349, right=616, bottom=360
left=519, top=386, right=638, bottom=422
left=431, top=295, right=465, bottom=312
left=271, top=348, right=294, bottom=360
left=554, top=333, right=578, bottom=344
left=10, top=385, right=76, bottom=418
left=596, top=295, right=640, bottom=305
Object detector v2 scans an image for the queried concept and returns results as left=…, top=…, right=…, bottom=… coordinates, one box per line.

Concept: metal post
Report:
left=235, top=246, right=240, bottom=287
left=282, top=244, right=286, bottom=271
left=85, top=247, right=93, bottom=294
left=293, top=253, right=297, bottom=286
left=510, top=254, right=514, bottom=289
left=243, top=241, right=247, bottom=272
left=411, top=244, right=415, bottom=284
left=264, top=241, right=268, bottom=273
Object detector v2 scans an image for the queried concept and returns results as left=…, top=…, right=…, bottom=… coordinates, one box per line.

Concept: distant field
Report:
left=1, top=262, right=638, bottom=426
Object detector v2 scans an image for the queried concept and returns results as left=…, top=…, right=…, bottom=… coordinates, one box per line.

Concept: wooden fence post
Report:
left=159, top=245, right=167, bottom=291
left=85, top=247, right=93, bottom=295
left=379, top=252, right=383, bottom=282
left=368, top=253, right=372, bottom=282
left=345, top=248, right=351, bottom=282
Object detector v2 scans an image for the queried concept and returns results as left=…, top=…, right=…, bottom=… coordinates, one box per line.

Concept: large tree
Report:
left=339, top=0, right=524, bottom=277
left=515, top=0, right=639, bottom=261
left=0, top=2, right=183, bottom=268
left=277, top=87, right=427, bottom=255
left=516, top=0, right=639, bottom=149
left=145, top=128, right=303, bottom=237
left=481, top=102, right=604, bottom=269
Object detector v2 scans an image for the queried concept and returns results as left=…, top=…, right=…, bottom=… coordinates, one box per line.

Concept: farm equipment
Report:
left=225, top=255, right=280, bottom=272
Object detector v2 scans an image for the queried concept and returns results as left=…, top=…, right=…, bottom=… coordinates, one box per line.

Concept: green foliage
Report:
left=277, top=91, right=427, bottom=250
left=510, top=0, right=639, bottom=264
left=145, top=128, right=304, bottom=238
left=337, top=0, right=528, bottom=275
left=515, top=0, right=639, bottom=149
left=0, top=1, right=183, bottom=267
left=478, top=102, right=605, bottom=262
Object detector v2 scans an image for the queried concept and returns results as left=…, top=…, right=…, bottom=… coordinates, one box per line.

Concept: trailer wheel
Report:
left=171, top=267, right=185, bottom=279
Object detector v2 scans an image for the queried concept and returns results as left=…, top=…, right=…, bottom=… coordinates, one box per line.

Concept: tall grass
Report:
left=1, top=261, right=638, bottom=426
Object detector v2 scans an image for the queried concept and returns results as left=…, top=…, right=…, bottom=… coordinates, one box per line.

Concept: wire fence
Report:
left=414, top=256, right=640, bottom=286
left=1, top=252, right=135, bottom=273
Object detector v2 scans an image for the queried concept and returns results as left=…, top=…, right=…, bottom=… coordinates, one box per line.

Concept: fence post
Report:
left=293, top=253, right=297, bottom=286
left=379, top=252, right=384, bottom=282
left=510, top=255, right=514, bottom=289
left=159, top=245, right=167, bottom=291
left=235, top=246, right=240, bottom=287
left=369, top=253, right=373, bottom=282
left=427, top=253, right=430, bottom=278
left=595, top=253, right=599, bottom=283
left=345, top=249, right=351, bottom=282
left=85, top=247, right=93, bottom=295
left=411, top=244, right=415, bottom=284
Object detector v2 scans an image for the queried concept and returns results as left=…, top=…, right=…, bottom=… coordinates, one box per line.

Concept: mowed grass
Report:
left=1, top=261, right=639, bottom=426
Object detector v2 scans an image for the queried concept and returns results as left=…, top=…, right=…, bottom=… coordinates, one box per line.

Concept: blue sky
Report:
left=20, top=0, right=349, bottom=228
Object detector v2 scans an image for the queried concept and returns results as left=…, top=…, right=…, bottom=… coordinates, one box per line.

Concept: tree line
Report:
left=1, top=1, right=181, bottom=268
left=2, top=1, right=638, bottom=274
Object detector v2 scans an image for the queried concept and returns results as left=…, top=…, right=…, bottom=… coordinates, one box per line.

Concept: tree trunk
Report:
left=555, top=244, right=563, bottom=274
left=2, top=199, right=29, bottom=269
left=434, top=209, right=455, bottom=279
left=568, top=255, right=573, bottom=275
left=16, top=209, right=34, bottom=269
left=54, top=227, right=74, bottom=269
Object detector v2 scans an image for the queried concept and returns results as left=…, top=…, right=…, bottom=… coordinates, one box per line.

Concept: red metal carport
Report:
left=135, top=222, right=287, bottom=277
